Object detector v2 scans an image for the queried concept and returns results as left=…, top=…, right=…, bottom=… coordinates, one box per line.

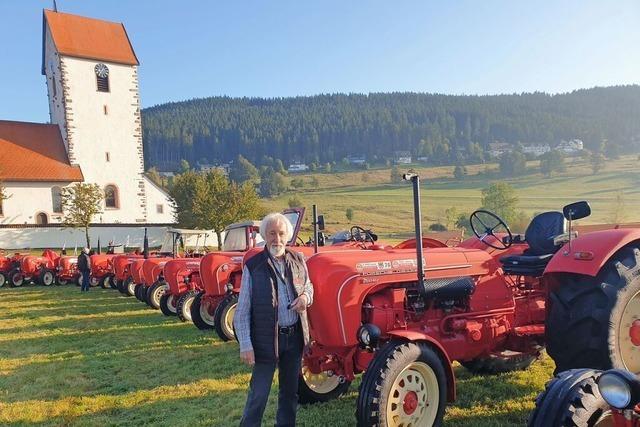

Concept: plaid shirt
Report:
left=234, top=260, right=313, bottom=353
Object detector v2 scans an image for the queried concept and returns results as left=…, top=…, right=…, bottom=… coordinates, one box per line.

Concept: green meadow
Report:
left=264, top=155, right=640, bottom=240
left=0, top=286, right=554, bottom=426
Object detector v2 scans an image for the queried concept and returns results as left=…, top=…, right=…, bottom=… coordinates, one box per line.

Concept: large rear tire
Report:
left=213, top=293, right=239, bottom=341
left=160, top=293, right=177, bottom=316
left=108, top=275, right=118, bottom=290
left=298, top=364, right=352, bottom=404
left=357, top=341, right=447, bottom=427
left=527, top=368, right=612, bottom=427
left=9, top=269, right=24, bottom=287
left=191, top=292, right=215, bottom=330
left=176, top=290, right=198, bottom=322
left=39, top=269, right=55, bottom=286
left=147, top=281, right=168, bottom=310
left=547, top=246, right=640, bottom=374
left=460, top=350, right=540, bottom=375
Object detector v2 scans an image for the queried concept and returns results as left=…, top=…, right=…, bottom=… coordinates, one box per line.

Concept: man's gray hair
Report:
left=260, top=212, right=294, bottom=242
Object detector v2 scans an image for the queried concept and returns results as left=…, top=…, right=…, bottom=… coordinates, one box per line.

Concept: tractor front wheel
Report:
left=89, top=276, right=100, bottom=288
left=99, top=275, right=110, bottom=289
left=147, top=281, right=168, bottom=310
left=356, top=341, right=447, bottom=427
left=0, top=272, right=6, bottom=288
left=298, top=364, right=351, bottom=404
left=56, top=276, right=68, bottom=286
left=527, top=368, right=612, bottom=427
left=134, top=284, right=146, bottom=301
left=108, top=275, right=118, bottom=290
left=9, top=269, right=24, bottom=287
left=39, top=269, right=55, bottom=286
left=460, top=350, right=540, bottom=375
left=116, top=279, right=126, bottom=294
left=125, top=277, right=136, bottom=296
left=191, top=292, right=215, bottom=330
left=547, top=246, right=640, bottom=374
left=176, top=290, right=198, bottom=322
left=214, top=293, right=239, bottom=341
left=160, top=293, right=177, bottom=316
left=75, top=273, right=83, bottom=287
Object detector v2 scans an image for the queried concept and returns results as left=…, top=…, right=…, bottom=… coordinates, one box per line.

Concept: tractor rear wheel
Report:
left=191, top=292, right=215, bottom=330
left=527, top=368, right=612, bottom=427
left=0, top=272, right=7, bottom=288
left=39, top=269, right=55, bottom=286
left=357, top=341, right=447, bottom=427
left=460, top=350, right=540, bottom=375
left=298, top=364, right=351, bottom=404
left=124, top=277, right=136, bottom=296
left=547, top=246, right=640, bottom=374
left=147, top=281, right=168, bottom=310
left=176, top=290, right=198, bottom=322
left=9, top=269, right=24, bottom=287
left=214, top=293, right=239, bottom=341
left=160, top=293, right=177, bottom=316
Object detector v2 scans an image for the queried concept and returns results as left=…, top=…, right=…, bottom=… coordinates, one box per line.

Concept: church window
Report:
left=36, top=212, right=48, bottom=225
left=0, top=198, right=3, bottom=216
left=49, top=63, right=57, bottom=98
left=51, top=187, right=63, bottom=213
left=105, top=152, right=110, bottom=162
left=156, top=204, right=164, bottom=214
left=104, top=185, right=119, bottom=209
left=103, top=105, right=109, bottom=115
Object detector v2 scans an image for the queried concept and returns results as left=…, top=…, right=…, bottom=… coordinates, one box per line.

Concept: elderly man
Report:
left=234, top=212, right=314, bottom=427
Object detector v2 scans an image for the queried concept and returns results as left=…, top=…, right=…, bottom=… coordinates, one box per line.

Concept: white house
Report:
left=0, top=9, right=174, bottom=227
left=288, top=163, right=309, bottom=173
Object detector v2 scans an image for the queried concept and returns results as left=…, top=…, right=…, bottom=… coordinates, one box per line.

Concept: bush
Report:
left=345, top=208, right=354, bottom=221
left=288, top=195, right=302, bottom=208
left=428, top=223, right=447, bottom=231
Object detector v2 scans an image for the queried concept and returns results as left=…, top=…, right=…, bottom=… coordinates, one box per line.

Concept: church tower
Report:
left=41, top=10, right=171, bottom=223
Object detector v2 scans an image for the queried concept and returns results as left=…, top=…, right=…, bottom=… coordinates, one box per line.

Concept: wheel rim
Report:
left=58, top=279, right=67, bottom=285
left=153, top=285, right=168, bottom=307
left=200, top=299, right=215, bottom=325
left=223, top=302, right=237, bottom=337
left=386, top=361, right=439, bottom=427
left=301, top=365, right=342, bottom=394
left=183, top=296, right=194, bottom=320
left=619, top=289, right=640, bottom=373
left=0, top=274, right=5, bottom=287
left=127, top=281, right=136, bottom=295
left=12, top=273, right=23, bottom=286
left=167, top=295, right=177, bottom=313
left=43, top=272, right=53, bottom=286
left=90, top=276, right=99, bottom=287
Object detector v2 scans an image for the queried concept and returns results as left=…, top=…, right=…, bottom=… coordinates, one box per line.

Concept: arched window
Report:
left=105, top=185, right=119, bottom=209
left=36, top=212, right=48, bottom=225
left=51, top=186, right=62, bottom=213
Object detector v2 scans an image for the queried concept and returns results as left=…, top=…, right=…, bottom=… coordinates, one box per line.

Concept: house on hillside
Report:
left=487, top=142, right=511, bottom=158
left=288, top=163, right=309, bottom=173
left=522, top=144, right=551, bottom=157
left=346, top=155, right=366, bottom=165
left=557, top=139, right=584, bottom=154
left=394, top=151, right=412, bottom=164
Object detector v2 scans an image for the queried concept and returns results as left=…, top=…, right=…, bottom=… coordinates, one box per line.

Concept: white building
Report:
left=522, top=144, right=551, bottom=157
left=557, top=139, right=584, bottom=154
left=0, top=9, right=174, bottom=227
left=288, top=163, right=309, bottom=173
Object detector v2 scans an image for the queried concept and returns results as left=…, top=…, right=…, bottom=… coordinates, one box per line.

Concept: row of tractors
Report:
left=5, top=173, right=640, bottom=426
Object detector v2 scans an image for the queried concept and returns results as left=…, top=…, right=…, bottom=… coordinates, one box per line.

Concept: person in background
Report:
left=234, top=212, right=314, bottom=427
left=77, top=247, right=91, bottom=292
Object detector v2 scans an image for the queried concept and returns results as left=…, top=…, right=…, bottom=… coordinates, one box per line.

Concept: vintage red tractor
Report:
left=9, top=249, right=60, bottom=287
left=529, top=368, right=640, bottom=426
left=89, top=253, right=119, bottom=288
left=0, top=253, right=18, bottom=287
left=112, top=253, right=144, bottom=294
left=294, top=173, right=640, bottom=426
left=54, top=255, right=80, bottom=285
left=134, top=257, right=172, bottom=303
left=158, top=258, right=203, bottom=320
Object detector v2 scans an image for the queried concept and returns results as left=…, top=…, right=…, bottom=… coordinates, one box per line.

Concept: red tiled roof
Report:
left=43, top=9, right=139, bottom=67
left=0, top=120, right=84, bottom=182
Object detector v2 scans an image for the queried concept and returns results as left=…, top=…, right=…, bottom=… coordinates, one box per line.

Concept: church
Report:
left=0, top=9, right=174, bottom=228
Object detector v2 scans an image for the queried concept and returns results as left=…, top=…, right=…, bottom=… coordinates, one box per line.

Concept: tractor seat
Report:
left=500, top=211, right=566, bottom=277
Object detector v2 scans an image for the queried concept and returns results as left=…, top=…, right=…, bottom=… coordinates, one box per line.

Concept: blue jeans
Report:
left=240, top=326, right=303, bottom=427
left=81, top=271, right=91, bottom=291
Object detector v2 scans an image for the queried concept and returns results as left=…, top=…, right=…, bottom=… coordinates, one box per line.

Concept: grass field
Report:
left=0, top=285, right=555, bottom=426
left=263, top=155, right=640, bottom=240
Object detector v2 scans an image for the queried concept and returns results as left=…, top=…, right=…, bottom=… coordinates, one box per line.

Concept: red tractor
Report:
left=9, top=249, right=59, bottom=287
left=529, top=368, right=640, bottom=426
left=159, top=258, right=203, bottom=320
left=89, top=253, right=119, bottom=288
left=112, top=254, right=144, bottom=294
left=295, top=173, right=640, bottom=427
left=0, top=253, right=18, bottom=287
left=134, top=257, right=172, bottom=303
left=54, top=255, right=80, bottom=285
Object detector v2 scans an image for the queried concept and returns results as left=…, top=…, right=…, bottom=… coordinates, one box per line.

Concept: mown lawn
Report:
left=0, top=285, right=555, bottom=426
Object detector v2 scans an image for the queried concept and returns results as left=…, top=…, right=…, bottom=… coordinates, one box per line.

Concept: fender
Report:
left=545, top=228, right=640, bottom=277
left=387, top=330, right=456, bottom=402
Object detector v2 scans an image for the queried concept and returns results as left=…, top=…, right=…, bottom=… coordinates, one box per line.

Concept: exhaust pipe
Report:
left=403, top=173, right=426, bottom=296
left=313, top=204, right=318, bottom=254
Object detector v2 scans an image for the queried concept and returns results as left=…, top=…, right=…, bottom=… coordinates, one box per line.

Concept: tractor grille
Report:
left=422, top=276, right=475, bottom=299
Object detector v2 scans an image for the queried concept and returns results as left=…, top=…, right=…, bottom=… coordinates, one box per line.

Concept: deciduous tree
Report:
left=61, top=183, right=104, bottom=247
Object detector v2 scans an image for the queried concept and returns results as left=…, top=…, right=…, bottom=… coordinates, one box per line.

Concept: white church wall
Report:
left=144, top=176, right=175, bottom=223
left=57, top=55, right=148, bottom=224
left=0, top=182, right=70, bottom=225
left=43, top=27, right=67, bottom=147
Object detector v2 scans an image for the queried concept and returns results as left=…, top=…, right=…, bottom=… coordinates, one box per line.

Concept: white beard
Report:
left=269, top=244, right=285, bottom=258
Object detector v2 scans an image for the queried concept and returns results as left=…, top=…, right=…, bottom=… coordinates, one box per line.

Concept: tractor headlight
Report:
left=226, top=282, right=234, bottom=292
left=184, top=276, right=190, bottom=284
left=357, top=323, right=381, bottom=349
left=598, top=370, right=639, bottom=409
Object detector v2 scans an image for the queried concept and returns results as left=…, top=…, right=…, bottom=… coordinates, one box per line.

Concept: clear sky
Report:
left=1, top=0, right=639, bottom=123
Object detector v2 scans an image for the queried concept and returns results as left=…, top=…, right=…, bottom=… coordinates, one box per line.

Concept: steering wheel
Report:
left=350, top=226, right=374, bottom=243
left=296, top=236, right=306, bottom=246
left=469, top=210, right=513, bottom=250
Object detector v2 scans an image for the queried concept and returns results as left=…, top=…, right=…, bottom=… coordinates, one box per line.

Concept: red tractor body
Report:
left=55, top=255, right=79, bottom=285
left=9, top=249, right=59, bottom=287
left=112, top=254, right=144, bottom=293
